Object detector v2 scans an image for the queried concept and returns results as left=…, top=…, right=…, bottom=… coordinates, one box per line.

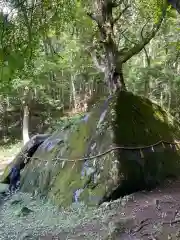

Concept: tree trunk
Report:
left=143, top=47, right=151, bottom=97
left=112, top=65, right=126, bottom=91
left=22, top=105, right=30, bottom=145
left=167, top=79, right=172, bottom=112
left=167, top=91, right=171, bottom=112
left=88, top=0, right=166, bottom=92
left=71, top=75, right=77, bottom=110
left=160, top=92, right=163, bottom=107
left=1, top=96, right=9, bottom=140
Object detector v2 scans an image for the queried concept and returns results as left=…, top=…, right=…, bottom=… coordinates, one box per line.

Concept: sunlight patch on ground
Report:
left=0, top=142, right=22, bottom=175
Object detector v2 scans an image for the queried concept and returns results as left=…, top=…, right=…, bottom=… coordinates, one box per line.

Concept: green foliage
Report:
left=47, top=113, right=85, bottom=133
left=0, top=0, right=179, bottom=140
left=137, top=0, right=166, bottom=20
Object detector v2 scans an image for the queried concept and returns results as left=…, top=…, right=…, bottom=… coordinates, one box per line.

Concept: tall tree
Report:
left=86, top=0, right=167, bottom=92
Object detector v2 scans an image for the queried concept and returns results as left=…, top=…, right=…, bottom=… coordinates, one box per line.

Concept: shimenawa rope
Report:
left=18, top=139, right=180, bottom=162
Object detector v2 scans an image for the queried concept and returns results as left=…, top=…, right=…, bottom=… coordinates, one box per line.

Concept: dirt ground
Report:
left=39, top=179, right=180, bottom=240
left=1, top=179, right=180, bottom=239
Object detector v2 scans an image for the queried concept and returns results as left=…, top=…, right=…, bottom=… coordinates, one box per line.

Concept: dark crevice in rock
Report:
left=3, top=141, right=44, bottom=184
left=101, top=179, right=157, bottom=204
left=19, top=143, right=40, bottom=170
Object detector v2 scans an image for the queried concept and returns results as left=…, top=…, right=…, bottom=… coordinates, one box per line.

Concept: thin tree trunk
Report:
left=2, top=97, right=8, bottom=140
left=143, top=47, right=151, bottom=97
left=22, top=105, right=30, bottom=145
left=167, top=90, right=171, bottom=112
left=160, top=92, right=163, bottom=107
left=71, top=75, right=77, bottom=110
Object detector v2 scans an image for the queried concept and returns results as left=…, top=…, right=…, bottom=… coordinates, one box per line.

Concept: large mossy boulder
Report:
left=15, top=91, right=180, bottom=207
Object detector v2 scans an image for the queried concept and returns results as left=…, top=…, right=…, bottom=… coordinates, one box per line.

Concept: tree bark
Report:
left=88, top=1, right=128, bottom=92
left=167, top=88, right=172, bottom=112
left=1, top=96, right=9, bottom=139
left=70, top=75, right=77, bottom=110
left=22, top=105, right=30, bottom=145
left=88, top=0, right=167, bottom=93
left=143, top=46, right=151, bottom=97
left=22, top=86, right=31, bottom=145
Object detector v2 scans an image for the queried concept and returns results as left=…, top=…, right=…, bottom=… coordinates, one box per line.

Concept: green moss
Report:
left=48, top=104, right=109, bottom=207
left=114, top=91, right=180, bottom=146
left=112, top=91, right=180, bottom=194
left=79, top=184, right=106, bottom=206
left=17, top=91, right=180, bottom=207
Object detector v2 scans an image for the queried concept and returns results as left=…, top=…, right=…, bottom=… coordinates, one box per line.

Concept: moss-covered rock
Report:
left=7, top=91, right=180, bottom=207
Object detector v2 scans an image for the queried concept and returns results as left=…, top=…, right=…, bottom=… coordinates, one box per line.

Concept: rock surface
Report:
left=3, top=91, right=180, bottom=207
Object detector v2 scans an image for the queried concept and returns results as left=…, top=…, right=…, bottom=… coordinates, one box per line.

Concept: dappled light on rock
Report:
left=12, top=91, right=180, bottom=208
left=0, top=0, right=180, bottom=238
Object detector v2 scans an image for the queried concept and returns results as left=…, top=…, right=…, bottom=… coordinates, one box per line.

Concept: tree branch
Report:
left=113, top=5, right=130, bottom=24
left=87, top=12, right=102, bottom=27
left=120, top=7, right=167, bottom=63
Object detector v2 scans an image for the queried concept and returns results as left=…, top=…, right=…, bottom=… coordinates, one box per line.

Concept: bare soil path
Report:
left=40, top=179, right=180, bottom=239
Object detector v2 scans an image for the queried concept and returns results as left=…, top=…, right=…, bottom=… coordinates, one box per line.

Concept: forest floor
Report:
left=1, top=179, right=180, bottom=239
left=1, top=143, right=180, bottom=239
left=0, top=142, right=21, bottom=176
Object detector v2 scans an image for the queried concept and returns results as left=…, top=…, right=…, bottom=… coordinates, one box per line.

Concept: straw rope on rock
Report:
left=2, top=91, right=180, bottom=208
